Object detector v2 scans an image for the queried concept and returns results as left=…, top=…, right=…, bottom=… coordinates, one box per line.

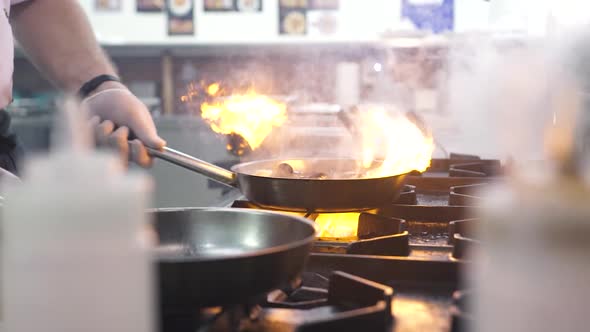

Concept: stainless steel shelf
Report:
left=15, top=42, right=379, bottom=59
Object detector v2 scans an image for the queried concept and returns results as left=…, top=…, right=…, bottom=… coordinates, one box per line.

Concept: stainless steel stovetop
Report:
left=197, top=154, right=497, bottom=332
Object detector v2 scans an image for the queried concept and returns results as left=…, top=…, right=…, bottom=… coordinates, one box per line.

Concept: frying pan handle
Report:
left=146, top=146, right=239, bottom=187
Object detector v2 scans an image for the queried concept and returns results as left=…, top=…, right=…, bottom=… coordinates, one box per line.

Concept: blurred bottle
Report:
left=474, top=178, right=590, bottom=332
left=473, top=38, right=590, bottom=331
left=1, top=98, right=155, bottom=332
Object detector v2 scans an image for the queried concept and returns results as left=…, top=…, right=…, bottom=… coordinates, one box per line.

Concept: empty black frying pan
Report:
left=153, top=208, right=316, bottom=312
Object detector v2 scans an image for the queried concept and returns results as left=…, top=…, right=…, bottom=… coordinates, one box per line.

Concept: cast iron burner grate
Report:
left=231, top=197, right=412, bottom=256
left=189, top=271, right=394, bottom=332
left=449, top=161, right=502, bottom=178
left=449, top=183, right=487, bottom=206
left=314, top=213, right=410, bottom=256
left=231, top=183, right=484, bottom=258
left=448, top=219, right=481, bottom=260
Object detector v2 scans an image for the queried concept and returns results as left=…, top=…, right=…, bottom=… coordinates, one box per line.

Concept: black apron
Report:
left=0, top=109, right=23, bottom=175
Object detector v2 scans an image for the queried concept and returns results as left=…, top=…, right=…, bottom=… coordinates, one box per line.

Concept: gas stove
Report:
left=189, top=153, right=499, bottom=332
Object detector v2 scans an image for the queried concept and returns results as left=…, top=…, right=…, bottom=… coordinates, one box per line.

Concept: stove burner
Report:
left=448, top=218, right=480, bottom=259
left=180, top=271, right=394, bottom=332
left=232, top=199, right=411, bottom=256
left=253, top=271, right=394, bottom=332
left=313, top=212, right=409, bottom=256
left=449, top=183, right=487, bottom=206
left=266, top=272, right=330, bottom=309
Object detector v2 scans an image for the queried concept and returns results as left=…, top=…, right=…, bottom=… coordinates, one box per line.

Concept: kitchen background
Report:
left=9, top=0, right=586, bottom=208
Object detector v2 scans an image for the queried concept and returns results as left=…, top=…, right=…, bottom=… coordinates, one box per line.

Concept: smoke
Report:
left=243, top=109, right=357, bottom=161
left=445, top=33, right=574, bottom=163
left=193, top=26, right=590, bottom=179
left=447, top=37, right=541, bottom=160
left=443, top=25, right=590, bottom=183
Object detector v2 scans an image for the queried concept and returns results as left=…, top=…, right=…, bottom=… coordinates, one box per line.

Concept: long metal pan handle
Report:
left=146, top=146, right=238, bottom=188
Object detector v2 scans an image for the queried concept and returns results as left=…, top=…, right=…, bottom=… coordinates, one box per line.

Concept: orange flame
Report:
left=180, top=82, right=200, bottom=102
left=314, top=213, right=360, bottom=240
left=207, top=83, right=220, bottom=96
left=356, top=106, right=434, bottom=177
left=180, top=82, right=224, bottom=103
left=200, top=90, right=287, bottom=150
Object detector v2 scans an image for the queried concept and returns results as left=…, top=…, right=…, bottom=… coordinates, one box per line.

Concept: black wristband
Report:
left=78, top=74, right=121, bottom=99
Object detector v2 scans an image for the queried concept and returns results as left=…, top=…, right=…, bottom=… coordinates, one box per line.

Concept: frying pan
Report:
left=153, top=208, right=316, bottom=311
left=147, top=147, right=408, bottom=212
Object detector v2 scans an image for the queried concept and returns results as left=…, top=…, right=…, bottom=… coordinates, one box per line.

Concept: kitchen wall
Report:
left=78, top=0, right=491, bottom=45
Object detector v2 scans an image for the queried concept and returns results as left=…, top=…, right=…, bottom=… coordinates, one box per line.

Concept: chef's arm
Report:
left=10, top=0, right=117, bottom=93
left=9, top=0, right=166, bottom=167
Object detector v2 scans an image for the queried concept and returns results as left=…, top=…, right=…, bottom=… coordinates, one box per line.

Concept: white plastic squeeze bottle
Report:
left=1, top=98, right=155, bottom=332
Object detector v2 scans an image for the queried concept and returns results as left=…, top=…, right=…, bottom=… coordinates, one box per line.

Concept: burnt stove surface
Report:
left=188, top=154, right=494, bottom=332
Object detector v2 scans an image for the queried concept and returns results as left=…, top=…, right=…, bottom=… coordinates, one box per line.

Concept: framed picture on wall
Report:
left=278, top=0, right=339, bottom=35
left=204, top=0, right=234, bottom=11
left=307, top=10, right=339, bottom=36
left=309, top=0, right=338, bottom=10
left=167, top=0, right=195, bottom=35
left=95, top=0, right=122, bottom=11
left=236, top=0, right=262, bottom=12
left=279, top=9, right=307, bottom=35
left=203, top=0, right=262, bottom=12
left=402, top=0, right=453, bottom=33
left=137, top=0, right=165, bottom=12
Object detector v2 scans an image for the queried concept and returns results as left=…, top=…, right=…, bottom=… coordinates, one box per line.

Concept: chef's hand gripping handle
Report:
left=146, top=146, right=239, bottom=187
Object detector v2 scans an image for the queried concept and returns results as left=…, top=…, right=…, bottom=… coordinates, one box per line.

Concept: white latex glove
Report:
left=82, top=84, right=166, bottom=167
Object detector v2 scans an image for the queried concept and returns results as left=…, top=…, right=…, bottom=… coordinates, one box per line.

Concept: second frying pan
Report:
left=148, top=147, right=407, bottom=212
left=153, top=208, right=315, bottom=330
